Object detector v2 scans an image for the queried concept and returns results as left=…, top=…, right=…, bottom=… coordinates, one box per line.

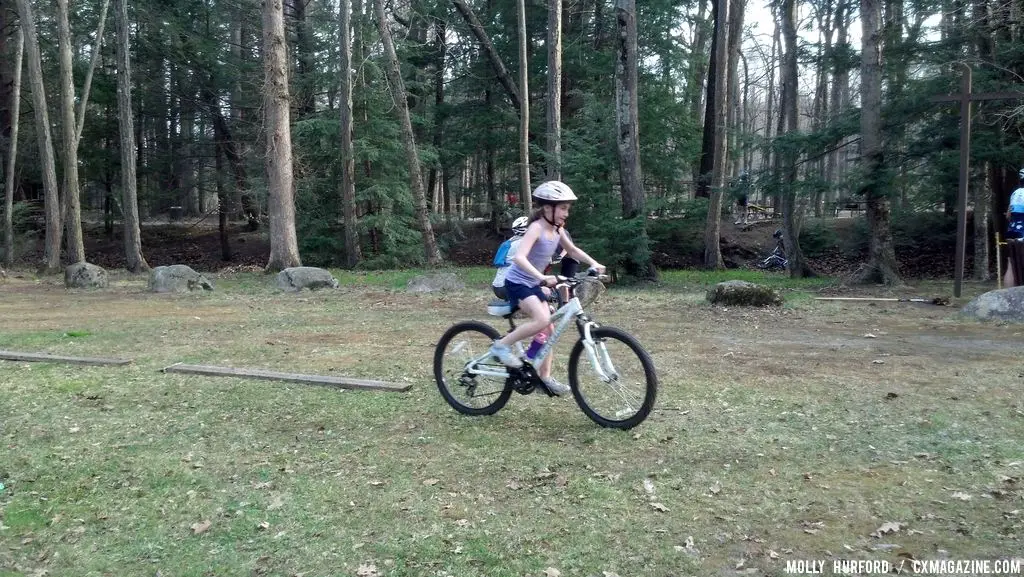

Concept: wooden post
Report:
left=954, top=64, right=971, bottom=299
left=930, top=67, right=1024, bottom=298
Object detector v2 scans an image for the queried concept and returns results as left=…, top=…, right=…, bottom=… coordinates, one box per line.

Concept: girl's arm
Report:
left=512, top=223, right=555, bottom=283
left=559, top=229, right=604, bottom=272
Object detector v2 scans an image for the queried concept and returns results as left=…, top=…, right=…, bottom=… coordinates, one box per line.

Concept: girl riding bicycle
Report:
left=488, top=181, right=605, bottom=396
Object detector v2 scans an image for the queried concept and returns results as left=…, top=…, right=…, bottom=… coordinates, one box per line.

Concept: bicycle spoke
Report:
left=569, top=327, right=657, bottom=429
left=434, top=322, right=512, bottom=416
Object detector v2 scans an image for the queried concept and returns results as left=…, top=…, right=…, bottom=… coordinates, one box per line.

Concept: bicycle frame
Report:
left=464, top=293, right=619, bottom=383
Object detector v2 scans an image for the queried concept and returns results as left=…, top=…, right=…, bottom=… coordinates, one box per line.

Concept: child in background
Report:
left=491, top=216, right=529, bottom=300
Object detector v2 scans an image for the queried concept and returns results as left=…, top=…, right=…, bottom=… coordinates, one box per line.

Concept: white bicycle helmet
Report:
left=511, top=216, right=529, bottom=236
left=532, top=181, right=578, bottom=205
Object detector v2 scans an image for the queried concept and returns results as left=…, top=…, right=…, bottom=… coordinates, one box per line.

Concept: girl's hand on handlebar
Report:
left=541, top=275, right=559, bottom=287
left=590, top=263, right=606, bottom=275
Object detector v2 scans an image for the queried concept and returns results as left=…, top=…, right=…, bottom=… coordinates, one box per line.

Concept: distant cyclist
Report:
left=1004, top=167, right=1024, bottom=287
left=1006, top=167, right=1024, bottom=240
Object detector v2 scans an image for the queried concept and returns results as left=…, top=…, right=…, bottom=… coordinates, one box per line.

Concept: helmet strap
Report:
left=542, top=205, right=562, bottom=231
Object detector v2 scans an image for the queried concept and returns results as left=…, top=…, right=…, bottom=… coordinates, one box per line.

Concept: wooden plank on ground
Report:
left=161, top=363, right=411, bottom=392
left=0, top=350, right=133, bottom=366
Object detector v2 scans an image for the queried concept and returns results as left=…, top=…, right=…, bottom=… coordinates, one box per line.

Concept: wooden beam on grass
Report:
left=0, top=350, right=132, bottom=366
left=815, top=297, right=949, bottom=305
left=161, top=363, right=411, bottom=393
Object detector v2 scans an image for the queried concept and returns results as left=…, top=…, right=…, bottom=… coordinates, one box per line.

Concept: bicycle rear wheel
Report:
left=434, top=321, right=513, bottom=416
left=568, top=326, right=657, bottom=429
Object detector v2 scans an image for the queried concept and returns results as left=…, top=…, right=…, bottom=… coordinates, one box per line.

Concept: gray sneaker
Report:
left=541, top=376, right=571, bottom=397
left=489, top=342, right=523, bottom=368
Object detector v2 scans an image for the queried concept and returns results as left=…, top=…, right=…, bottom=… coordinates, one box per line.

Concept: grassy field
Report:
left=1, top=268, right=1022, bottom=577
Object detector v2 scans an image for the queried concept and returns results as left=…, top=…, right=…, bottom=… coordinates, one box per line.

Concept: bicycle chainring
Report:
left=507, top=364, right=539, bottom=395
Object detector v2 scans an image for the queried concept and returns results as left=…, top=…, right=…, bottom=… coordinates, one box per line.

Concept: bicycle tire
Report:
left=567, top=326, right=657, bottom=429
left=434, top=321, right=513, bottom=416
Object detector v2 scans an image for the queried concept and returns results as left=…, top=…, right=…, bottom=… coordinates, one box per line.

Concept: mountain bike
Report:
left=433, top=271, right=657, bottom=429
left=757, top=229, right=788, bottom=270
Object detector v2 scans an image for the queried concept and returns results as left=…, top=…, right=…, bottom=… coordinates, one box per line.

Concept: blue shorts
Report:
left=504, top=281, right=546, bottom=311
left=1008, top=215, right=1024, bottom=239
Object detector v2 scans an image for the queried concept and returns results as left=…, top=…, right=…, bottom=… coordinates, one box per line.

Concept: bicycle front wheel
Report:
left=568, top=326, right=657, bottom=429
left=434, top=321, right=513, bottom=416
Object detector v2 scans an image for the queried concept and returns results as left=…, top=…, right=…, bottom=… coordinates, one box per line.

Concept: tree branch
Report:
left=450, top=0, right=521, bottom=111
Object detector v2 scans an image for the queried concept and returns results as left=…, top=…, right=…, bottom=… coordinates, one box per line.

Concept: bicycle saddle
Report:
left=487, top=299, right=518, bottom=317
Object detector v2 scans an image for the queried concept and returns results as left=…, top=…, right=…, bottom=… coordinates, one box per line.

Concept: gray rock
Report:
left=961, top=286, right=1024, bottom=322
left=406, top=272, right=465, bottom=293
left=706, top=280, right=783, bottom=307
left=574, top=277, right=606, bottom=309
left=276, top=267, right=339, bottom=291
left=149, top=264, right=214, bottom=293
left=65, top=262, right=109, bottom=289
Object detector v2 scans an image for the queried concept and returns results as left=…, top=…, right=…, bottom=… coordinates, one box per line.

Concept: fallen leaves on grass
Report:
left=870, top=521, right=902, bottom=538
left=543, top=568, right=561, bottom=577
left=951, top=491, right=972, bottom=501
left=356, top=563, right=379, bottom=577
left=190, top=520, right=212, bottom=535
left=650, top=502, right=670, bottom=512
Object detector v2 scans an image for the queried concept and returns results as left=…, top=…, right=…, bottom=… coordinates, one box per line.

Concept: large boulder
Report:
left=961, top=286, right=1024, bottom=322
left=706, top=280, right=783, bottom=307
left=65, top=262, right=109, bottom=289
left=574, top=277, right=606, bottom=309
left=406, top=272, right=464, bottom=293
left=276, top=267, right=339, bottom=292
left=149, top=264, right=214, bottom=293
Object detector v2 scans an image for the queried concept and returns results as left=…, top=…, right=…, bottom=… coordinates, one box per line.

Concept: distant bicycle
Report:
left=433, top=270, right=658, bottom=430
left=757, top=229, right=788, bottom=270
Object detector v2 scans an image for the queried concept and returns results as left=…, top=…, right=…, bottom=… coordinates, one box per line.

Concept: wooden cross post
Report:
left=931, top=63, right=1024, bottom=297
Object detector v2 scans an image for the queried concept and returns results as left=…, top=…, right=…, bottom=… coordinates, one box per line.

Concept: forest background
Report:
left=0, top=0, right=1022, bottom=283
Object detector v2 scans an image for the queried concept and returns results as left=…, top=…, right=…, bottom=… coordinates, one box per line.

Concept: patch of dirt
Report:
left=71, top=221, right=267, bottom=272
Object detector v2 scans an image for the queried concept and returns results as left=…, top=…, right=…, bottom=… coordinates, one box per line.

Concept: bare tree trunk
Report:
left=114, top=0, right=148, bottom=272
left=75, top=0, right=110, bottom=146
left=14, top=0, right=61, bottom=273
left=702, top=0, right=728, bottom=267
left=427, top=17, right=447, bottom=217
left=216, top=142, right=231, bottom=261
left=516, top=0, right=532, bottom=211
left=779, top=0, right=813, bottom=277
left=546, top=0, right=562, bottom=180
left=57, top=0, right=86, bottom=264
left=740, top=51, right=753, bottom=172
left=973, top=164, right=991, bottom=280
left=811, top=0, right=833, bottom=217
left=972, top=0, right=994, bottom=280
left=615, top=0, right=642, bottom=220
left=451, top=0, right=521, bottom=111
left=687, top=0, right=709, bottom=177
left=614, top=0, right=655, bottom=278
left=696, top=0, right=725, bottom=200
left=853, top=0, right=901, bottom=284
left=291, top=0, right=316, bottom=118
left=725, top=0, right=746, bottom=177
left=825, top=0, right=848, bottom=194
left=230, top=5, right=245, bottom=221
left=340, top=0, right=361, bottom=268
left=264, top=0, right=302, bottom=271
left=4, top=26, right=22, bottom=269
left=760, top=9, right=778, bottom=175
left=375, top=0, right=442, bottom=265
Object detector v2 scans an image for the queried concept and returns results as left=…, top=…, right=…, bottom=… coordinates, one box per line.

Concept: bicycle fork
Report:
left=578, top=320, right=618, bottom=382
